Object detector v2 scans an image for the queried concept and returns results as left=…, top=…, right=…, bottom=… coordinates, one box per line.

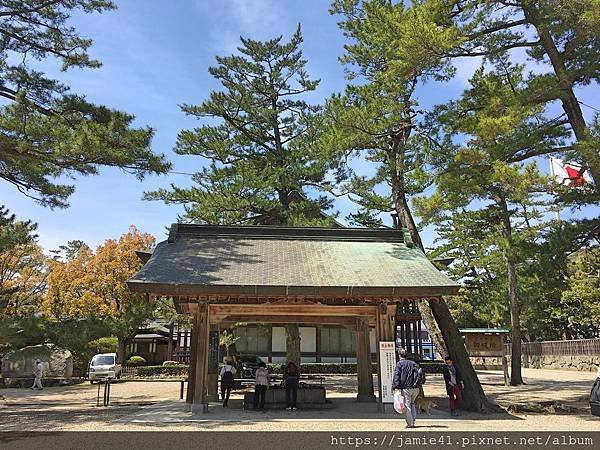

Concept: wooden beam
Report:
left=167, top=294, right=443, bottom=307
left=210, top=303, right=378, bottom=316
left=217, top=315, right=376, bottom=327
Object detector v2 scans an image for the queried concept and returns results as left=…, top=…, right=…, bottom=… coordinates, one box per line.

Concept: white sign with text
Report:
left=379, top=341, right=396, bottom=403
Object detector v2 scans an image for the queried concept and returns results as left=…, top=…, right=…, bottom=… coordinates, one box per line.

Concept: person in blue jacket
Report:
left=392, top=349, right=425, bottom=428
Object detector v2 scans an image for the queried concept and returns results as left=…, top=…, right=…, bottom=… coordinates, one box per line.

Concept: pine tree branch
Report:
left=465, top=19, right=529, bottom=40
left=449, top=40, right=540, bottom=57
left=0, top=0, right=63, bottom=17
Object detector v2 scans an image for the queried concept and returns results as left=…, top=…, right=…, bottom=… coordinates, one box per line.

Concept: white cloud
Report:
left=196, top=0, right=288, bottom=54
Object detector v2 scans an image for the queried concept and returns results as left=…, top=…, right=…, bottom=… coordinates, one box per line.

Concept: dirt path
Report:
left=0, top=369, right=597, bottom=431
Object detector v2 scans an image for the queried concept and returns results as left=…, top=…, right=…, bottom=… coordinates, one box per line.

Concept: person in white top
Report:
left=219, top=359, right=237, bottom=407
left=253, top=361, right=270, bottom=410
left=31, top=359, right=44, bottom=390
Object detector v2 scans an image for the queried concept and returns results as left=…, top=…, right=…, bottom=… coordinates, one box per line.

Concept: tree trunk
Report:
left=522, top=1, right=600, bottom=188
left=499, top=197, right=523, bottom=386
left=393, top=172, right=490, bottom=411
left=396, top=193, right=448, bottom=358
left=117, top=336, right=126, bottom=365
left=429, top=299, right=493, bottom=411
left=285, top=324, right=301, bottom=365
left=507, top=257, right=523, bottom=385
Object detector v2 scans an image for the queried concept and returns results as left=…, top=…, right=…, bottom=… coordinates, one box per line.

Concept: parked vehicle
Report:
left=89, top=353, right=122, bottom=383
left=238, top=354, right=263, bottom=379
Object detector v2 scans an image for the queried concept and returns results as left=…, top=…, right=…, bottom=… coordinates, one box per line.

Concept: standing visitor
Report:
left=253, top=361, right=270, bottom=410
left=220, top=358, right=237, bottom=407
left=392, top=349, right=425, bottom=428
left=442, top=355, right=464, bottom=416
left=284, top=361, right=300, bottom=410
left=31, top=359, right=44, bottom=390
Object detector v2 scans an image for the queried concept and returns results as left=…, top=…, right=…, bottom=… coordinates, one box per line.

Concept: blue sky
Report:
left=1, top=0, right=598, bottom=252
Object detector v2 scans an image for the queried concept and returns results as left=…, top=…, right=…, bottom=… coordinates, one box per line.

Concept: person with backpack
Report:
left=392, top=349, right=425, bottom=428
left=442, top=355, right=464, bottom=416
left=253, top=361, right=270, bottom=410
left=220, top=358, right=237, bottom=407
left=283, top=361, right=300, bottom=410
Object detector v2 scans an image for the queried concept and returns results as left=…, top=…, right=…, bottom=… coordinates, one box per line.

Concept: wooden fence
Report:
left=505, top=338, right=600, bottom=356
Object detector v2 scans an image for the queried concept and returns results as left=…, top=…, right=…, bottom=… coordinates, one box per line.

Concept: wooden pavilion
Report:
left=128, top=224, right=459, bottom=413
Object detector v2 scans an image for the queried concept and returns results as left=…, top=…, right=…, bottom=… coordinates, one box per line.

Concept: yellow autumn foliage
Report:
left=0, top=242, right=47, bottom=316
left=43, top=226, right=155, bottom=319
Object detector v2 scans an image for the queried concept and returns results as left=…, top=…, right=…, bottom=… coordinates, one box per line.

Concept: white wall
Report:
left=271, top=327, right=286, bottom=352
left=300, top=327, right=316, bottom=353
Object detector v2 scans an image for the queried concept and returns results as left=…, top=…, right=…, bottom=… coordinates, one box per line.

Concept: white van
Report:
left=89, top=353, right=122, bottom=383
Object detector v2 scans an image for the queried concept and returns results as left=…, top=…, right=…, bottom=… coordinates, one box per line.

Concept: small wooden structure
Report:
left=461, top=328, right=510, bottom=385
left=128, top=225, right=460, bottom=413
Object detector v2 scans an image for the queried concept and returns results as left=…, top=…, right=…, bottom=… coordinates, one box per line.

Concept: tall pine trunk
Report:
left=429, top=300, right=492, bottom=411
left=395, top=190, right=448, bottom=358
left=393, top=169, right=491, bottom=411
left=507, top=258, right=523, bottom=385
left=499, top=197, right=523, bottom=385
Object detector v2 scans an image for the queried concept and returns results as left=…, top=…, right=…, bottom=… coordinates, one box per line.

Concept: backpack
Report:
left=222, top=368, right=234, bottom=387
left=411, top=365, right=425, bottom=388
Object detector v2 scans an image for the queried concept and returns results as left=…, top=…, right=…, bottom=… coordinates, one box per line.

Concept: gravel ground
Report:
left=1, top=369, right=597, bottom=431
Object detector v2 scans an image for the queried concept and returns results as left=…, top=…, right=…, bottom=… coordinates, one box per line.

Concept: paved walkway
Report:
left=0, top=369, right=597, bottom=431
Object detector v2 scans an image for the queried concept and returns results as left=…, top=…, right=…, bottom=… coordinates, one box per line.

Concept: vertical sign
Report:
left=379, top=341, right=396, bottom=403
left=208, top=330, right=220, bottom=374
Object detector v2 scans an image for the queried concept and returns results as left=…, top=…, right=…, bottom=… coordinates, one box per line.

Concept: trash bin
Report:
left=590, top=377, right=600, bottom=417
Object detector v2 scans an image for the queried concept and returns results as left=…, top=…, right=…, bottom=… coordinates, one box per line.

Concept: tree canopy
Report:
left=0, top=0, right=171, bottom=207
left=145, top=26, right=336, bottom=226
left=43, top=226, right=156, bottom=362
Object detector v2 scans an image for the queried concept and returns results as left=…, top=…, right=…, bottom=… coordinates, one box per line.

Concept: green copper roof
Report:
left=128, top=224, right=460, bottom=297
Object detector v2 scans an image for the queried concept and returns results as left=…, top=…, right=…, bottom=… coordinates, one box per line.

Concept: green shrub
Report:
left=125, top=355, right=147, bottom=366
left=136, top=365, right=189, bottom=377
left=87, top=336, right=118, bottom=354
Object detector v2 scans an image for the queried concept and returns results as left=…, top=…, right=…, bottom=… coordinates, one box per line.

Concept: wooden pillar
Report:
left=192, top=302, right=210, bottom=413
left=356, top=319, right=375, bottom=402
left=185, top=311, right=198, bottom=410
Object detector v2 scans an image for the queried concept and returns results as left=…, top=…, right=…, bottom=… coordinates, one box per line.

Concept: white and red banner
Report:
left=549, top=157, right=594, bottom=187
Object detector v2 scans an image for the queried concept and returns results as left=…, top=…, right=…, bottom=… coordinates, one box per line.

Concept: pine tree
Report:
left=146, top=28, right=336, bottom=362
left=0, top=1, right=170, bottom=207
left=415, top=63, right=567, bottom=385
left=326, top=0, right=491, bottom=411
left=146, top=26, right=335, bottom=226
left=369, top=0, right=600, bottom=190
